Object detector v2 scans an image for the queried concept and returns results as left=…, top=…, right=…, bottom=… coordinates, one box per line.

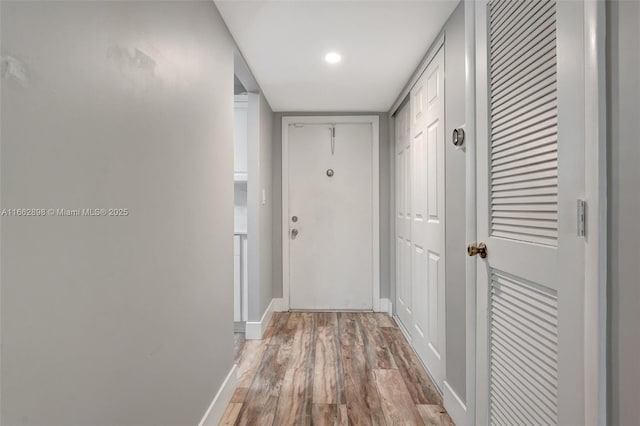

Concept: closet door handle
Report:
left=467, top=243, right=488, bottom=259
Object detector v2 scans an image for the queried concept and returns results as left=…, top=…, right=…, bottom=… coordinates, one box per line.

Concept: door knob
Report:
left=291, top=228, right=299, bottom=239
left=467, top=242, right=487, bottom=259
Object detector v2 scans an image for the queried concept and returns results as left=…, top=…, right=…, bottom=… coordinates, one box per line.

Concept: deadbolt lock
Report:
left=452, top=128, right=465, bottom=148
left=467, top=242, right=487, bottom=259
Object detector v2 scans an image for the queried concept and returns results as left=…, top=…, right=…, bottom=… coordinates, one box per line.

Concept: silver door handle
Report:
left=291, top=228, right=299, bottom=239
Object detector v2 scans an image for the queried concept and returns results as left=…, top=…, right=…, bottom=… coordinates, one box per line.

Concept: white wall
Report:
left=607, top=1, right=640, bottom=424
left=271, top=112, right=391, bottom=301
left=247, top=93, right=274, bottom=321
left=1, top=2, right=238, bottom=425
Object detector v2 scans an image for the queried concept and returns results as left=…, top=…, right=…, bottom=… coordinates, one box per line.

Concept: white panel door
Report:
left=288, top=122, right=374, bottom=310
left=410, top=47, right=446, bottom=385
left=395, top=102, right=413, bottom=330
left=475, top=1, right=587, bottom=424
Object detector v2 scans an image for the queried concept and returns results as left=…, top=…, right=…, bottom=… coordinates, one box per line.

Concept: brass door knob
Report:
left=467, top=242, right=487, bottom=259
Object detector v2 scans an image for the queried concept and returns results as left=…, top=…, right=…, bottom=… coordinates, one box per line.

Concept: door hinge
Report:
left=577, top=199, right=586, bottom=237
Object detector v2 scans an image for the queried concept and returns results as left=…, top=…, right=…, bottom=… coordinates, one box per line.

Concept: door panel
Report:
left=395, top=102, right=412, bottom=329
left=475, top=1, right=586, bottom=424
left=410, top=47, right=446, bottom=384
left=288, top=122, right=373, bottom=310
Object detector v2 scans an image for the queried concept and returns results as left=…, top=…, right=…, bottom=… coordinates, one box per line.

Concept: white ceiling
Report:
left=215, top=1, right=459, bottom=112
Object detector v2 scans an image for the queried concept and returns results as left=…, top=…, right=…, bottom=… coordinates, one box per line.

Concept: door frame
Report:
left=465, top=0, right=607, bottom=424
left=281, top=115, right=380, bottom=311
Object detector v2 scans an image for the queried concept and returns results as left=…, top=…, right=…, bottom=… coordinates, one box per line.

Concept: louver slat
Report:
left=489, top=269, right=559, bottom=425
left=489, top=0, right=558, bottom=246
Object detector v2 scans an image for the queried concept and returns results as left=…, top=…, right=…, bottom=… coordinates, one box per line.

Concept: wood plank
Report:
left=270, top=312, right=298, bottom=347
left=317, top=312, right=339, bottom=328
left=312, top=403, right=337, bottom=426
left=338, top=312, right=364, bottom=346
left=374, top=369, right=423, bottom=426
left=374, top=313, right=396, bottom=327
left=236, top=340, right=268, bottom=388
left=230, top=386, right=248, bottom=403
left=263, top=312, right=289, bottom=342
left=381, top=327, right=442, bottom=405
left=234, top=332, right=246, bottom=363
left=337, top=404, right=348, bottom=426
left=341, top=342, right=386, bottom=425
left=416, top=404, right=455, bottom=426
left=219, top=402, right=242, bottom=426
left=273, top=313, right=316, bottom=425
left=358, top=313, right=397, bottom=370
left=313, top=326, right=342, bottom=403
left=235, top=342, right=290, bottom=426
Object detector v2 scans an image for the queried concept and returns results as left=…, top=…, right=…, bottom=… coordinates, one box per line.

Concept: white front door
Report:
left=474, top=1, right=587, bottom=424
left=410, top=47, right=446, bottom=385
left=395, top=102, right=413, bottom=330
left=286, top=120, right=376, bottom=310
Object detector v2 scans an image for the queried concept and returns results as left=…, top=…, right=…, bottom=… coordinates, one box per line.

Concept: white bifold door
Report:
left=395, top=101, right=412, bottom=331
left=474, top=0, right=588, bottom=424
left=395, top=47, right=446, bottom=386
left=286, top=120, right=376, bottom=310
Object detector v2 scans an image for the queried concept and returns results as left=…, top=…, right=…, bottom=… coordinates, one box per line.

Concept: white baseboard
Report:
left=376, top=298, right=393, bottom=316
left=265, top=297, right=390, bottom=316
left=272, top=297, right=288, bottom=312
left=245, top=298, right=276, bottom=340
left=443, top=380, right=467, bottom=426
left=198, top=364, right=238, bottom=426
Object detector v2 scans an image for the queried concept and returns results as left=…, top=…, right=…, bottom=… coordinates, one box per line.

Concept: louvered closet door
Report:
left=475, top=1, right=587, bottom=424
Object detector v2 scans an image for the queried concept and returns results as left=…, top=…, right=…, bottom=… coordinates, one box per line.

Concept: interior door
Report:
left=287, top=122, right=374, bottom=310
left=395, top=102, right=413, bottom=330
left=410, top=47, right=446, bottom=385
left=474, top=1, right=586, bottom=424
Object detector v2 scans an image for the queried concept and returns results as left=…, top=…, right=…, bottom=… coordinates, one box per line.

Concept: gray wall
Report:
left=247, top=93, right=274, bottom=321
left=607, top=0, right=640, bottom=424
left=443, top=2, right=467, bottom=402
left=272, top=112, right=391, bottom=301
left=1, top=2, right=239, bottom=425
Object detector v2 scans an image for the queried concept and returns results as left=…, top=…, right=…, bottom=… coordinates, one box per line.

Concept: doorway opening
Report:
left=233, top=79, right=249, bottom=332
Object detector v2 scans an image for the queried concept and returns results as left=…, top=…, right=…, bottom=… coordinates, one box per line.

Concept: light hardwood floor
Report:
left=221, top=312, right=454, bottom=426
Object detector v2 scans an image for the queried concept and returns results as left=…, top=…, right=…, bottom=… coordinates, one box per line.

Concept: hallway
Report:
left=222, top=312, right=453, bottom=425
left=2, top=0, right=635, bottom=425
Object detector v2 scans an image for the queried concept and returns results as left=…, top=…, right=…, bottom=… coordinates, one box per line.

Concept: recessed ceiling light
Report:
left=325, top=52, right=342, bottom=64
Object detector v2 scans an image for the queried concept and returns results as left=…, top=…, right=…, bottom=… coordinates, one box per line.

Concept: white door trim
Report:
left=583, top=0, right=607, bottom=424
left=281, top=115, right=380, bottom=311
left=464, top=2, right=478, bottom=425
left=466, top=1, right=608, bottom=424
